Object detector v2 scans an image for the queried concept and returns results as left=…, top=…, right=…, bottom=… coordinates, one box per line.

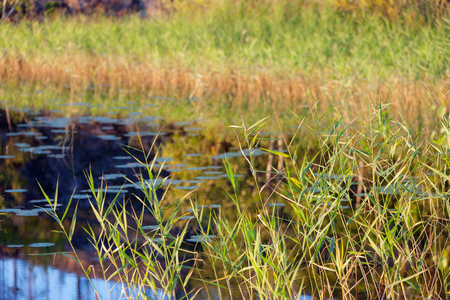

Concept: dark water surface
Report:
left=1, top=103, right=446, bottom=299
left=0, top=105, right=287, bottom=299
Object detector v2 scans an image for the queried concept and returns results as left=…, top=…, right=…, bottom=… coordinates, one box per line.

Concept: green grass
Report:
left=0, top=1, right=447, bottom=136
left=1, top=1, right=448, bottom=81
left=44, top=105, right=450, bottom=299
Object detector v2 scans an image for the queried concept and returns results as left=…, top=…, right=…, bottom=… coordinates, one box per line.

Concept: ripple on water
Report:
left=211, top=149, right=264, bottom=160
left=195, top=176, right=222, bottom=180
left=51, top=129, right=71, bottom=134
left=28, top=243, right=55, bottom=248
left=99, top=173, right=126, bottom=180
left=199, top=204, right=221, bottom=208
left=203, top=171, right=224, bottom=175
left=48, top=154, right=66, bottom=158
left=7, top=245, right=24, bottom=248
left=21, top=148, right=52, bottom=154
left=14, top=143, right=30, bottom=148
left=0, top=208, right=21, bottom=213
left=7, top=131, right=41, bottom=136
left=113, top=156, right=131, bottom=160
left=155, top=157, right=174, bottom=163
left=186, top=235, right=216, bottom=243
left=167, top=164, right=188, bottom=168
left=29, top=199, right=52, bottom=204
left=141, top=225, right=159, bottom=231
left=16, top=210, right=40, bottom=217
left=5, top=189, right=27, bottom=193
left=186, top=166, right=222, bottom=171
left=173, top=121, right=192, bottom=126
left=173, top=186, right=199, bottom=190
left=184, top=153, right=202, bottom=157
left=220, top=174, right=244, bottom=178
left=72, top=194, right=91, bottom=200
left=98, top=135, right=121, bottom=141
left=116, top=162, right=157, bottom=169
left=124, top=131, right=165, bottom=137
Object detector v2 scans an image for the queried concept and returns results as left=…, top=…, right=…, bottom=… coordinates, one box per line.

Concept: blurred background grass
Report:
left=0, top=0, right=448, bottom=132
left=1, top=0, right=448, bottom=79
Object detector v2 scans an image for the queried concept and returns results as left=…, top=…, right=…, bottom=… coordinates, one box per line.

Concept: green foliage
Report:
left=0, top=2, right=448, bottom=80
left=44, top=104, right=450, bottom=299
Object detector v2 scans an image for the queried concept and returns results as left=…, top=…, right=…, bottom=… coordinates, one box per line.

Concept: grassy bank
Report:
left=44, top=107, right=450, bottom=299
left=0, top=1, right=448, bottom=127
left=2, top=5, right=448, bottom=80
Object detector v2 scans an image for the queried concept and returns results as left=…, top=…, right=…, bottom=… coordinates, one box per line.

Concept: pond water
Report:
left=0, top=104, right=293, bottom=299
left=1, top=102, right=446, bottom=299
left=0, top=257, right=169, bottom=300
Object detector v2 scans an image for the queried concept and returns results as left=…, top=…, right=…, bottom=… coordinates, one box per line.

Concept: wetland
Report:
left=0, top=0, right=449, bottom=298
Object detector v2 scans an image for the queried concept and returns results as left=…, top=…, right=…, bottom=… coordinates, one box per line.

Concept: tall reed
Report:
left=42, top=103, right=450, bottom=299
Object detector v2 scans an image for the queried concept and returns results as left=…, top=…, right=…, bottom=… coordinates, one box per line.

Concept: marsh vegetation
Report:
left=37, top=105, right=450, bottom=299
left=0, top=0, right=449, bottom=299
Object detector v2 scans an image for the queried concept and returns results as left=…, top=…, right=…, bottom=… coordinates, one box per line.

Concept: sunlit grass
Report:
left=1, top=1, right=447, bottom=137
left=1, top=2, right=448, bottom=80
left=44, top=104, right=450, bottom=299
left=0, top=1, right=448, bottom=108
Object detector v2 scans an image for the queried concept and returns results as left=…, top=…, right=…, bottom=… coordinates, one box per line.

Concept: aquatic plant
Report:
left=42, top=103, right=450, bottom=299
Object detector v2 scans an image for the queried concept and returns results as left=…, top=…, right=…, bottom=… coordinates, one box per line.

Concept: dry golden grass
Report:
left=1, top=55, right=448, bottom=131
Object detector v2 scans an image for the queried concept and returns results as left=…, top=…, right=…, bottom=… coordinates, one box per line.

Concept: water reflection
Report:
left=0, top=106, right=244, bottom=299
left=0, top=258, right=170, bottom=300
left=0, top=106, right=320, bottom=299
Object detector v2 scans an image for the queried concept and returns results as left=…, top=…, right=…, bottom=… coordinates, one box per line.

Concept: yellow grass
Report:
left=1, top=55, right=448, bottom=130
